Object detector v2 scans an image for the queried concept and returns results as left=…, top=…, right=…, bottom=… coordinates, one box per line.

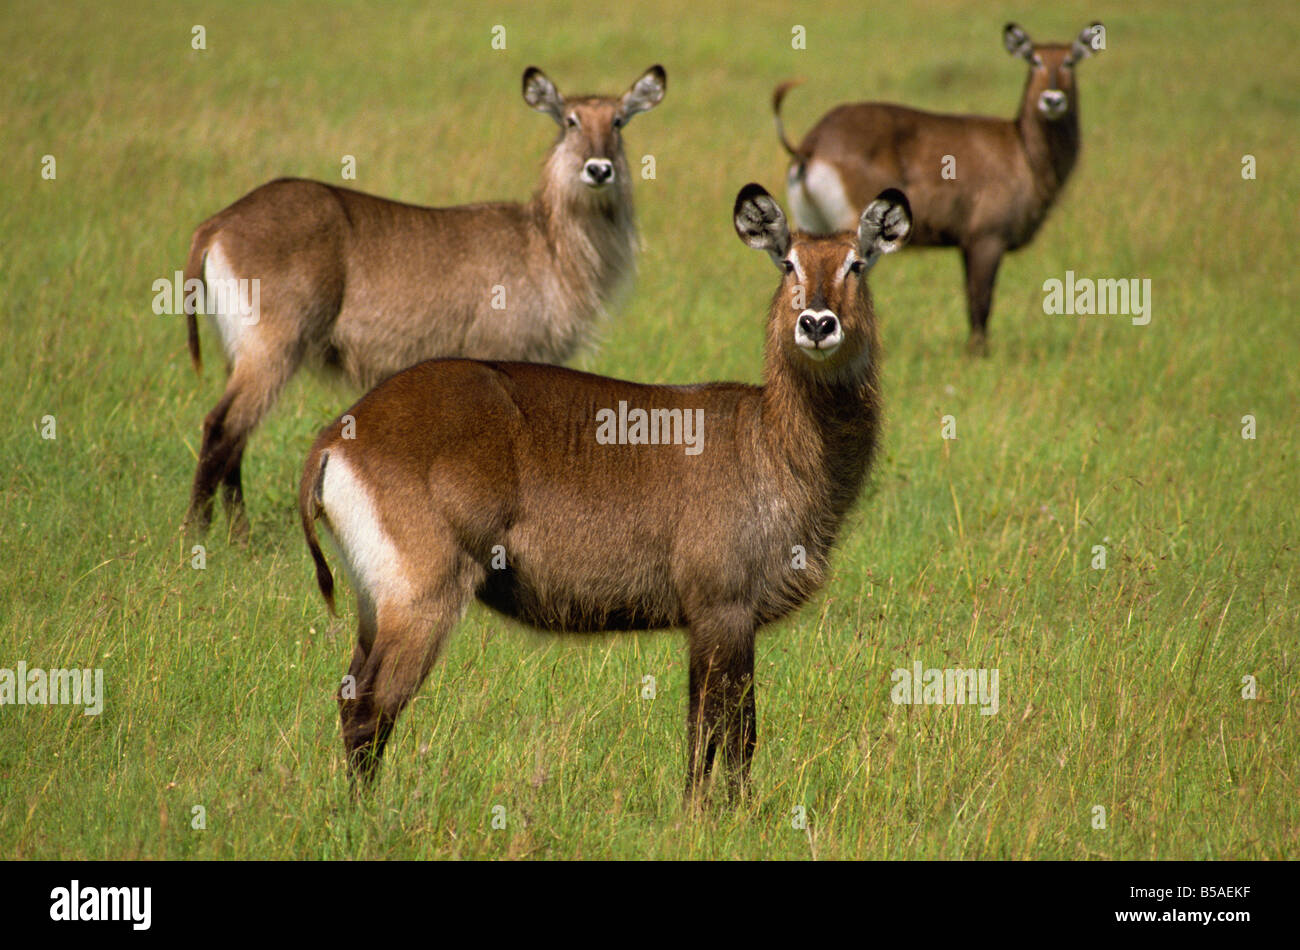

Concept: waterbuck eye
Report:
left=566, top=115, right=579, bottom=128
left=612, top=116, right=624, bottom=129
left=849, top=259, right=866, bottom=275
left=780, top=260, right=794, bottom=275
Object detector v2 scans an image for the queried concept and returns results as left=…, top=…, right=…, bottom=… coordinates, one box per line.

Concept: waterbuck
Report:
left=183, top=65, right=667, bottom=537
left=298, top=183, right=912, bottom=801
left=773, top=22, right=1104, bottom=353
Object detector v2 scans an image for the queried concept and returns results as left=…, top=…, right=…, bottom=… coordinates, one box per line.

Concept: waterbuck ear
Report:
left=734, top=183, right=790, bottom=265
left=1003, top=23, right=1035, bottom=61
left=857, top=188, right=911, bottom=262
left=523, top=67, right=565, bottom=123
left=621, top=65, right=666, bottom=121
left=1070, top=22, right=1105, bottom=61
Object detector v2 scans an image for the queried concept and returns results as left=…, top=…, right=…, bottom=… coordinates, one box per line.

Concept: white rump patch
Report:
left=788, top=167, right=828, bottom=235
left=319, top=452, right=411, bottom=607
left=798, top=159, right=859, bottom=233
left=203, top=241, right=258, bottom=362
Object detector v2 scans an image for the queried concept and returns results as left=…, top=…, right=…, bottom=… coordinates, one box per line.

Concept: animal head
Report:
left=1004, top=22, right=1104, bottom=121
left=734, top=183, right=910, bottom=372
left=524, top=65, right=666, bottom=192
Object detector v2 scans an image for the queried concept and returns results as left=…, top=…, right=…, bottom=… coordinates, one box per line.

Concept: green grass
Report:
left=1, top=0, right=1296, bottom=859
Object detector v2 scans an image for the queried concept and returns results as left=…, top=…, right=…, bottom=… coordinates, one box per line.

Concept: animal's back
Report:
left=326, top=192, right=563, bottom=383
left=312, top=359, right=822, bottom=631
left=794, top=104, right=1027, bottom=244
left=197, top=179, right=567, bottom=386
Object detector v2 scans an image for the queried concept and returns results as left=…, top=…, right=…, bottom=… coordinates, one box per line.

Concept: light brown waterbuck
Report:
left=773, top=22, right=1104, bottom=353
left=299, top=183, right=912, bottom=801
left=183, top=65, right=667, bottom=537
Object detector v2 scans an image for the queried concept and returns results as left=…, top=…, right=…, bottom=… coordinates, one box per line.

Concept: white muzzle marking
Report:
left=1038, top=89, right=1068, bottom=119
left=581, top=158, right=615, bottom=188
left=794, top=308, right=843, bottom=361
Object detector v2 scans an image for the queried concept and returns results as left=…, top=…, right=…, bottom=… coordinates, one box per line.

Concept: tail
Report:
left=182, top=222, right=216, bottom=375
left=300, top=446, right=337, bottom=616
left=772, top=79, right=806, bottom=162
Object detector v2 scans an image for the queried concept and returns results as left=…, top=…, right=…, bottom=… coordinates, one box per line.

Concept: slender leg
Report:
left=685, top=606, right=757, bottom=807
left=220, top=448, right=248, bottom=542
left=336, top=640, right=369, bottom=770
left=341, top=597, right=456, bottom=786
left=185, top=348, right=300, bottom=537
left=186, top=388, right=236, bottom=536
left=339, top=548, right=481, bottom=789
left=961, top=237, right=1006, bottom=356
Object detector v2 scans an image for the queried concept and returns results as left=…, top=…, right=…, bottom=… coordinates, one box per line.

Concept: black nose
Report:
left=799, top=314, right=839, bottom=342
left=586, top=161, right=612, bottom=183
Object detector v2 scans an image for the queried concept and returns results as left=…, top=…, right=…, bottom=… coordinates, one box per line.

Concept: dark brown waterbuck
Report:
left=773, top=22, right=1104, bottom=353
left=183, top=65, right=667, bottom=537
left=299, top=183, right=912, bottom=800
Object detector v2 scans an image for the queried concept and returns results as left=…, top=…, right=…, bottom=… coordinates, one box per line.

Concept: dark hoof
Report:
left=225, top=509, right=251, bottom=546
left=183, top=506, right=213, bottom=539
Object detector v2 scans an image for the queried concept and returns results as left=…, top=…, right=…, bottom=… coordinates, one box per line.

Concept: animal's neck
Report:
left=758, top=339, right=882, bottom=538
left=532, top=153, right=638, bottom=308
left=1016, top=90, right=1081, bottom=205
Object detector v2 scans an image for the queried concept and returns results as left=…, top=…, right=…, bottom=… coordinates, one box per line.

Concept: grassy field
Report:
left=1, top=0, right=1296, bottom=860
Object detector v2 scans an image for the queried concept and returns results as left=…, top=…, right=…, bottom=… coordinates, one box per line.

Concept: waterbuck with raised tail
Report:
left=773, top=23, right=1104, bottom=353
left=183, top=65, right=666, bottom=537
left=299, top=183, right=911, bottom=801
